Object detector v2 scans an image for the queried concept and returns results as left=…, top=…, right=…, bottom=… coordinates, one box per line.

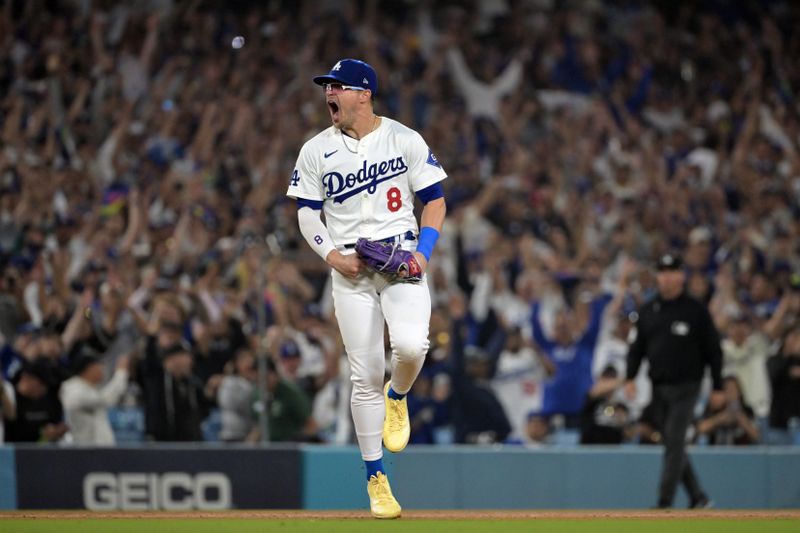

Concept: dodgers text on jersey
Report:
left=322, top=156, right=408, bottom=204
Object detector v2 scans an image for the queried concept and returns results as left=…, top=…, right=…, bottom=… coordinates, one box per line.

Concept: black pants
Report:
left=651, top=382, right=707, bottom=507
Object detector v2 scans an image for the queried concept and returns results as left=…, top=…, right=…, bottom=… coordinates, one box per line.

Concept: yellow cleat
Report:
left=382, top=381, right=410, bottom=452
left=367, top=472, right=401, bottom=519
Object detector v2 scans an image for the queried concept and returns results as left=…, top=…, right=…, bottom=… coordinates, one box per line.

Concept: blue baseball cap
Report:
left=313, top=59, right=378, bottom=95
left=280, top=340, right=300, bottom=359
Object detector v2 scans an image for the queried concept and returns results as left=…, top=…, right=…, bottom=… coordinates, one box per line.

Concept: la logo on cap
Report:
left=363, top=77, right=369, bottom=84
left=332, top=61, right=342, bottom=71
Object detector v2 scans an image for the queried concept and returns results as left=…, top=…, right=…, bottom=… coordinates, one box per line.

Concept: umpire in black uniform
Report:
left=625, top=253, right=725, bottom=509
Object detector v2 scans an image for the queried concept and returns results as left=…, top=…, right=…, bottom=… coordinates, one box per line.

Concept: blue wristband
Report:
left=416, top=227, right=440, bottom=262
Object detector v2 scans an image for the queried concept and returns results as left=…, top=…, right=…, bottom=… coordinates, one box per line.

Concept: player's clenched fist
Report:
left=355, top=238, right=424, bottom=283
left=412, top=252, right=428, bottom=275
left=326, top=249, right=365, bottom=279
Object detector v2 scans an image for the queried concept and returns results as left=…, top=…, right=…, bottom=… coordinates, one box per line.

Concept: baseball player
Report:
left=286, top=59, right=446, bottom=519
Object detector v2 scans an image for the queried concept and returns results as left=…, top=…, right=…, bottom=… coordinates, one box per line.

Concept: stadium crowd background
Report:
left=1, top=0, right=799, bottom=447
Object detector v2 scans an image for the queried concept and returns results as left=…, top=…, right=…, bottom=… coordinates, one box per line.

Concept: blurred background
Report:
left=1, top=0, right=799, bottom=491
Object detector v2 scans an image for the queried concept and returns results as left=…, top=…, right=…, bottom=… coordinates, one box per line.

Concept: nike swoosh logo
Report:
left=324, top=150, right=338, bottom=158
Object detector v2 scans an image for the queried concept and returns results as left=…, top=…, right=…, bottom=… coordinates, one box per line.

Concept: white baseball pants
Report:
left=331, top=266, right=430, bottom=461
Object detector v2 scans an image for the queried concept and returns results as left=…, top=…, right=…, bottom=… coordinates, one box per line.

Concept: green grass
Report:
left=1, top=520, right=798, bottom=533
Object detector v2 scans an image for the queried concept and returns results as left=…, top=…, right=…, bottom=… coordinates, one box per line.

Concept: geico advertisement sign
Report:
left=83, top=472, right=232, bottom=510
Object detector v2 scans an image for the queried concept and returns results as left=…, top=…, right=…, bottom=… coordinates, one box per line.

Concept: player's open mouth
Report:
left=327, top=100, right=340, bottom=121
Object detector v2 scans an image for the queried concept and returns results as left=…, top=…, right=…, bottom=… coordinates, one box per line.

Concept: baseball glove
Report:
left=355, top=238, right=423, bottom=283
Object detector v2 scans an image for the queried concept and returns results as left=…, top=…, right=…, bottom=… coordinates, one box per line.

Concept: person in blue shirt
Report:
left=531, top=294, right=611, bottom=427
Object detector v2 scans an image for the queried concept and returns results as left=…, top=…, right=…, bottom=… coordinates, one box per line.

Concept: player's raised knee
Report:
left=392, top=337, right=429, bottom=363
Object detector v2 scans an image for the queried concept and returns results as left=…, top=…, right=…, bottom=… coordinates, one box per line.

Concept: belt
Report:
left=343, top=231, right=416, bottom=249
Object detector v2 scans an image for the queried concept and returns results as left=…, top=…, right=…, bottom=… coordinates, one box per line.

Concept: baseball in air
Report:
left=231, top=36, right=245, bottom=49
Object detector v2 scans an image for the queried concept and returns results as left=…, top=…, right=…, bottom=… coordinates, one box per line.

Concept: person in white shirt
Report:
left=445, top=46, right=524, bottom=122
left=721, top=313, right=771, bottom=419
left=217, top=349, right=257, bottom=442
left=593, top=312, right=651, bottom=420
left=491, top=327, right=550, bottom=442
left=60, top=353, right=129, bottom=445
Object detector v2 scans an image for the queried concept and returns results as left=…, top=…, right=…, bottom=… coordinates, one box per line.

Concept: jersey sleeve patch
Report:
left=426, top=150, right=441, bottom=168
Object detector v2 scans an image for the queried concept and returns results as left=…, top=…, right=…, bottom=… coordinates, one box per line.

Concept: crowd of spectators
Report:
left=1, top=0, right=799, bottom=447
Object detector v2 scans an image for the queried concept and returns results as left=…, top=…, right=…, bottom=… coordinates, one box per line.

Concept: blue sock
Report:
left=365, top=458, right=384, bottom=480
left=387, top=386, right=406, bottom=401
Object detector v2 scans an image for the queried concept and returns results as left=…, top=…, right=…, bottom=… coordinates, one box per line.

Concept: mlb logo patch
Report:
left=671, top=321, right=690, bottom=336
left=426, top=150, right=441, bottom=168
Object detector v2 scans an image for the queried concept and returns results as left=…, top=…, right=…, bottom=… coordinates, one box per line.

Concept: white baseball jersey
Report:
left=286, top=117, right=447, bottom=245
left=492, top=348, right=546, bottom=441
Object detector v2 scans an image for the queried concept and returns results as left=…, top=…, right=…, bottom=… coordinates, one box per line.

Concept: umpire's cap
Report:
left=656, top=253, right=683, bottom=271
left=313, top=59, right=378, bottom=95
